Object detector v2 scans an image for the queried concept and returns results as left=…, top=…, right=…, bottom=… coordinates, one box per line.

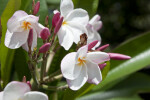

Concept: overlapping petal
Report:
left=0, top=92, right=3, bottom=100
left=76, top=45, right=88, bottom=60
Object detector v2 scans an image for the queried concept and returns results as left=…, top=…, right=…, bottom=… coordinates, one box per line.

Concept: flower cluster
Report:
left=1, top=0, right=131, bottom=99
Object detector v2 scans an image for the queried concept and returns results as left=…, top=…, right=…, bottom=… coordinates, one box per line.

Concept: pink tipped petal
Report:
left=33, top=1, right=40, bottom=15
left=66, top=8, right=89, bottom=25
left=98, top=63, right=107, bottom=70
left=67, top=66, right=88, bottom=90
left=86, top=61, right=102, bottom=85
left=52, top=12, right=60, bottom=27
left=3, top=81, right=30, bottom=100
left=27, top=29, right=33, bottom=48
left=88, top=40, right=99, bottom=51
left=87, top=52, right=110, bottom=64
left=89, top=14, right=101, bottom=25
left=61, top=52, right=82, bottom=80
left=96, top=44, right=109, bottom=51
left=22, top=92, right=48, bottom=100
left=27, top=81, right=32, bottom=89
left=93, top=21, right=102, bottom=31
left=0, top=92, right=3, bottom=100
left=40, top=28, right=50, bottom=40
left=60, top=0, right=74, bottom=17
left=54, top=17, right=64, bottom=34
left=108, top=53, right=131, bottom=60
left=39, top=43, right=51, bottom=53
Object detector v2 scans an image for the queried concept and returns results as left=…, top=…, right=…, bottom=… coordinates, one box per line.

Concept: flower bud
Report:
left=33, top=1, right=40, bottom=15
left=27, top=29, right=33, bottom=49
left=27, top=81, right=32, bottom=89
left=96, top=44, right=109, bottom=51
left=40, top=28, right=50, bottom=40
left=52, top=12, right=60, bottom=27
left=108, top=53, right=131, bottom=60
left=54, top=17, right=63, bottom=34
left=45, top=15, right=49, bottom=26
left=98, top=63, right=106, bottom=70
left=88, top=40, right=99, bottom=51
left=22, top=76, right=26, bottom=83
left=39, top=43, right=51, bottom=53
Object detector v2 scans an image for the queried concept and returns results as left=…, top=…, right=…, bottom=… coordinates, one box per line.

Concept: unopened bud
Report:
left=98, top=63, right=107, bottom=70
left=96, top=44, right=109, bottom=51
left=52, top=12, right=60, bottom=27
left=54, top=17, right=63, bottom=34
left=45, top=15, right=49, bottom=26
left=32, top=0, right=35, bottom=11
left=39, top=43, right=51, bottom=53
left=33, top=1, right=40, bottom=15
left=108, top=53, right=131, bottom=60
left=22, top=76, right=26, bottom=83
left=27, top=81, right=32, bottom=89
left=28, top=29, right=33, bottom=49
left=88, top=40, right=99, bottom=51
left=40, top=28, right=50, bottom=40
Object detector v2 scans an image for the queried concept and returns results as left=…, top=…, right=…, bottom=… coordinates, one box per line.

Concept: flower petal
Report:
left=22, top=92, right=48, bottom=100
left=76, top=45, right=88, bottom=60
left=87, top=52, right=110, bottom=64
left=57, top=26, right=74, bottom=50
left=67, top=65, right=88, bottom=90
left=60, top=0, right=74, bottom=17
left=61, top=52, right=82, bottom=80
left=7, top=10, right=28, bottom=33
left=34, top=23, right=45, bottom=37
left=3, top=81, right=30, bottom=100
left=66, top=8, right=89, bottom=25
left=89, top=14, right=101, bottom=25
left=86, top=61, right=102, bottom=85
left=5, top=30, right=29, bottom=49
left=93, top=21, right=102, bottom=31
left=0, top=92, right=3, bottom=100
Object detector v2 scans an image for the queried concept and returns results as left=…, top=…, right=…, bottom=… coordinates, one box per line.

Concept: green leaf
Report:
left=63, top=61, right=110, bottom=100
left=77, top=72, right=150, bottom=100
left=72, top=0, right=99, bottom=17
left=0, top=0, right=9, bottom=16
left=93, top=31, right=150, bottom=91
left=20, top=0, right=32, bottom=11
left=0, top=0, right=21, bottom=87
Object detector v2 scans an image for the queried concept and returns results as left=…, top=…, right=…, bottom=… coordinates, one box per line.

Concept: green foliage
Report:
left=0, top=0, right=21, bottom=87
left=0, top=0, right=9, bottom=16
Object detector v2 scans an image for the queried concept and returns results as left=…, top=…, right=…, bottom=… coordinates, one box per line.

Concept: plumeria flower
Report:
left=0, top=81, right=48, bottom=100
left=61, top=45, right=110, bottom=90
left=5, top=10, right=44, bottom=51
left=86, top=14, right=102, bottom=49
left=56, top=0, right=89, bottom=50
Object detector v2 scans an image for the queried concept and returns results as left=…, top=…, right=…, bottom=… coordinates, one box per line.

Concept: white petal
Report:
left=7, top=10, right=28, bottom=33
left=5, top=30, right=29, bottom=49
left=57, top=26, right=74, bottom=50
left=87, top=52, right=110, bottom=64
left=93, top=21, right=102, bottom=31
left=67, top=22, right=88, bottom=44
left=61, top=52, right=82, bottom=80
left=66, top=8, right=89, bottom=25
left=22, top=92, right=48, bottom=100
left=0, top=92, right=3, bottom=100
left=89, top=14, right=101, bottom=25
left=86, top=61, right=102, bottom=85
left=19, top=15, right=39, bottom=24
left=67, top=65, right=88, bottom=90
left=76, top=45, right=88, bottom=60
left=60, top=0, right=74, bottom=17
left=3, top=81, right=30, bottom=100
left=34, top=23, right=45, bottom=37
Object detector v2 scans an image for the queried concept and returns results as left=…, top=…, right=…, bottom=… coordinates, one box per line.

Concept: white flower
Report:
left=5, top=10, right=44, bottom=51
left=61, top=45, right=110, bottom=90
left=57, top=0, right=89, bottom=50
left=0, top=81, right=48, bottom=100
left=86, top=15, right=102, bottom=49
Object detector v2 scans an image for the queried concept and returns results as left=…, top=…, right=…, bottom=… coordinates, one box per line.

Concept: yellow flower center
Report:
left=62, top=21, right=68, bottom=26
left=22, top=21, right=31, bottom=30
left=77, top=57, right=86, bottom=66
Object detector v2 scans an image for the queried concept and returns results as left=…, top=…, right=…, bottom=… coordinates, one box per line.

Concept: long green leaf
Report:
left=0, top=0, right=21, bottom=87
left=93, top=32, right=150, bottom=91
left=0, top=0, right=9, bottom=16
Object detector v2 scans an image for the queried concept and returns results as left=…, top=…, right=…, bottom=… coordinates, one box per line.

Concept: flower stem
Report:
left=40, top=53, right=47, bottom=82
left=41, top=84, right=68, bottom=91
left=43, top=74, right=63, bottom=83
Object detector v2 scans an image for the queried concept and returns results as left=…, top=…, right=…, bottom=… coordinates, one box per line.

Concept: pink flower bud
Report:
left=45, top=15, right=49, bottom=26
left=88, top=40, right=99, bottom=51
left=54, top=17, right=63, bottom=34
left=40, top=28, right=50, bottom=40
left=33, top=1, right=40, bottom=15
left=22, top=76, right=26, bottom=83
left=39, top=43, right=51, bottom=53
left=96, top=44, right=109, bottom=51
left=108, top=53, right=131, bottom=60
left=98, top=63, right=107, bottom=70
left=27, top=29, right=33, bottom=48
left=27, top=81, right=32, bottom=89
left=52, top=12, right=60, bottom=27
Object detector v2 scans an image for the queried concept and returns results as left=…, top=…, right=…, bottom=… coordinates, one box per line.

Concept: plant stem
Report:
left=42, top=84, right=68, bottom=91
left=43, top=74, right=63, bottom=83
left=40, top=53, right=47, bottom=82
